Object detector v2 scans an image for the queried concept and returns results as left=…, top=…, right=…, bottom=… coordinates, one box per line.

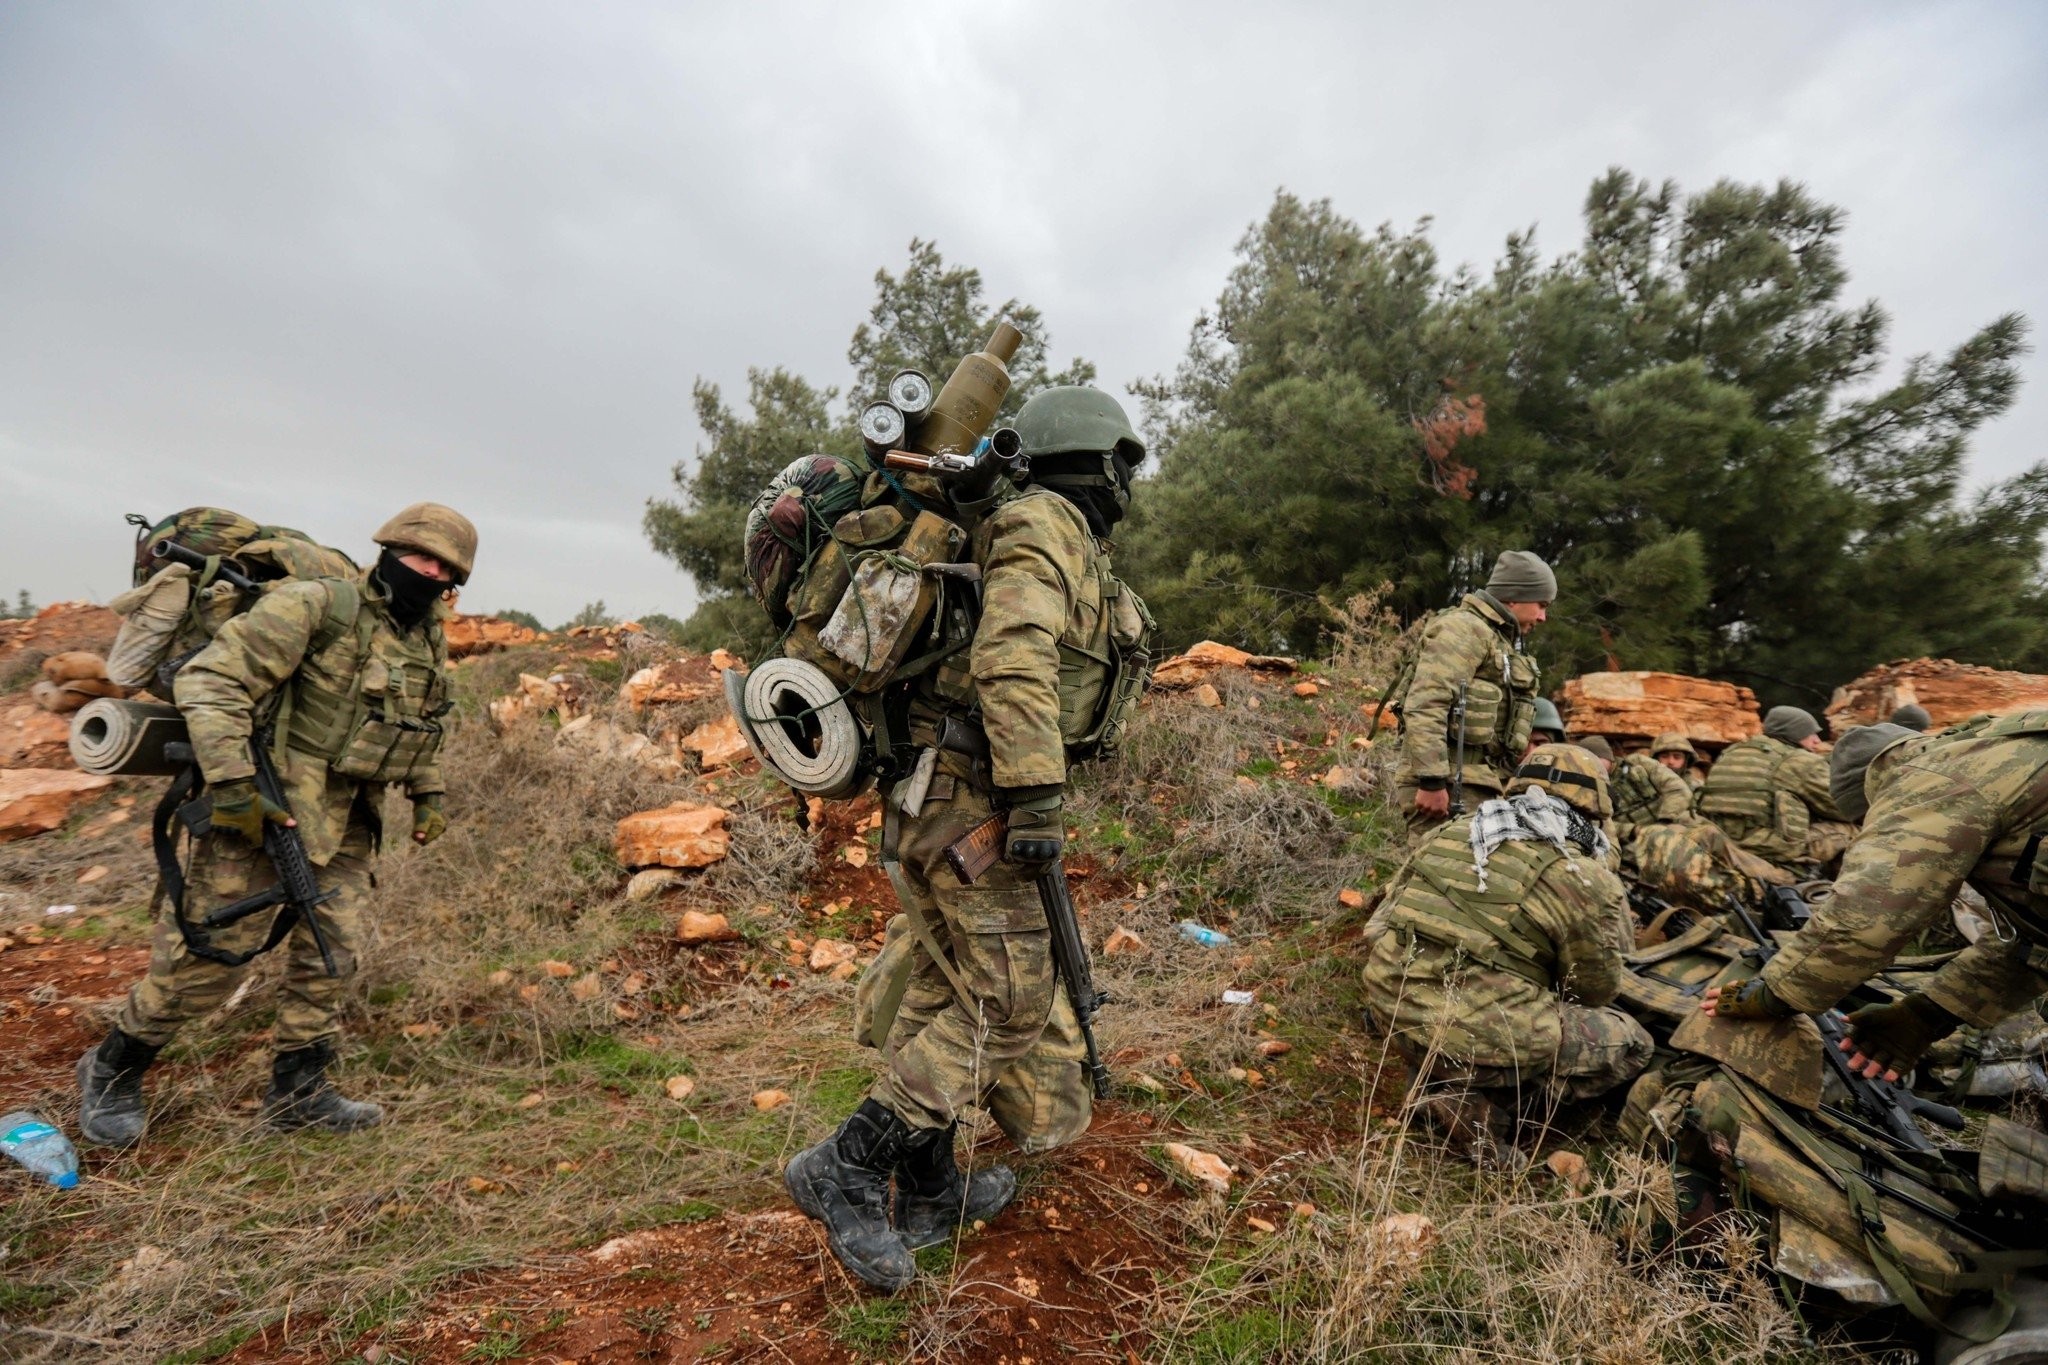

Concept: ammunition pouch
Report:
left=284, top=582, right=449, bottom=784
left=1058, top=562, right=1152, bottom=762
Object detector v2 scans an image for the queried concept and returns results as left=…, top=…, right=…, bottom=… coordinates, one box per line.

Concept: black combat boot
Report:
left=75, top=1029, right=162, bottom=1147
left=263, top=1041, right=385, bottom=1133
left=893, top=1122, right=1019, bottom=1250
left=784, top=1099, right=918, bottom=1291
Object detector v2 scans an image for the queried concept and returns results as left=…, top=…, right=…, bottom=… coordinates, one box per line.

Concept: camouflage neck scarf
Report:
left=372, top=549, right=443, bottom=630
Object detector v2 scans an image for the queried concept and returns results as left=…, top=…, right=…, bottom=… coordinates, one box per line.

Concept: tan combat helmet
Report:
left=1651, top=732, right=1697, bottom=760
left=1509, top=742, right=1612, bottom=819
left=374, top=503, right=477, bottom=585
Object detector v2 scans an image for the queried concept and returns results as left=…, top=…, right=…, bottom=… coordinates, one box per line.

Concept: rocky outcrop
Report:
left=443, top=614, right=543, bottom=658
left=1559, top=672, right=1762, bottom=750
left=0, top=603, right=122, bottom=676
left=1151, top=641, right=1298, bottom=690
left=1826, top=658, right=2048, bottom=732
left=0, top=704, right=74, bottom=769
left=0, top=769, right=113, bottom=842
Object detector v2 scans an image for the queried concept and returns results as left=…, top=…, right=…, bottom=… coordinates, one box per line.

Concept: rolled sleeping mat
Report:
left=724, top=659, right=865, bottom=799
left=69, top=698, right=190, bottom=777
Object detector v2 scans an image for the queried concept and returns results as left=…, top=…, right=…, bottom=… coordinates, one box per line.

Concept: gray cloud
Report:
left=2, top=1, right=2042, bottom=623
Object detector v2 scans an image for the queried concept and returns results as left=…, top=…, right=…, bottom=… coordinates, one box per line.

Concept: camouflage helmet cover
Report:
left=1651, top=731, right=1698, bottom=760
left=374, top=503, right=477, bottom=584
left=1509, top=741, right=1612, bottom=819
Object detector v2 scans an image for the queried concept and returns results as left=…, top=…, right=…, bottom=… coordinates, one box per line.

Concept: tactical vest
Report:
left=1386, top=829, right=1568, bottom=988
left=1611, top=753, right=1682, bottom=835
left=1384, top=595, right=1540, bottom=776
left=1919, top=711, right=2048, bottom=954
left=1698, top=736, right=1806, bottom=860
left=281, top=580, right=451, bottom=784
left=924, top=490, right=1154, bottom=763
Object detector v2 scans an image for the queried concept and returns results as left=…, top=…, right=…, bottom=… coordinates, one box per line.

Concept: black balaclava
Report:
left=373, top=548, right=444, bottom=630
left=1032, top=449, right=1134, bottom=538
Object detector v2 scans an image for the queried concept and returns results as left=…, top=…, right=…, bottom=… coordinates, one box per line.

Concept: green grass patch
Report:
left=159, top=1323, right=261, bottom=1365
left=828, top=1299, right=910, bottom=1355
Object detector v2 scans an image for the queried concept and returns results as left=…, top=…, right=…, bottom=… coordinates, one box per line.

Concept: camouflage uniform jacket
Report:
left=174, top=572, right=449, bottom=866
left=1611, top=752, right=1696, bottom=842
left=1697, top=735, right=1842, bottom=865
left=917, top=487, right=1108, bottom=792
left=1395, top=592, right=1539, bottom=796
left=1364, top=819, right=1633, bottom=1071
left=1763, top=712, right=2048, bottom=1028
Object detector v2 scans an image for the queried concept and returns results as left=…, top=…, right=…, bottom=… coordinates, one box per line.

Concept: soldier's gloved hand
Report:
left=411, top=794, right=447, bottom=846
left=1701, top=976, right=1794, bottom=1020
left=1841, top=994, right=1961, bottom=1083
left=1000, top=785, right=1064, bottom=873
left=209, top=778, right=294, bottom=845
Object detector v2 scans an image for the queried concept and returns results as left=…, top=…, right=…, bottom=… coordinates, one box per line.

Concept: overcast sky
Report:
left=2, top=1, right=2043, bottom=627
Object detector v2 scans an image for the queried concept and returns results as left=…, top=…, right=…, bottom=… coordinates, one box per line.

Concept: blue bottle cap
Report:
left=53, top=1171, right=78, bottom=1189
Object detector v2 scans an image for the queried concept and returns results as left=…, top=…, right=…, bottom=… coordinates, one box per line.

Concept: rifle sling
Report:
left=154, top=761, right=305, bottom=969
left=880, top=795, right=978, bottom=1016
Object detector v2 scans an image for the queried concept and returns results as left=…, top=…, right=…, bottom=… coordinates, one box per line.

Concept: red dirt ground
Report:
left=223, top=1111, right=1195, bottom=1364
left=0, top=930, right=152, bottom=1113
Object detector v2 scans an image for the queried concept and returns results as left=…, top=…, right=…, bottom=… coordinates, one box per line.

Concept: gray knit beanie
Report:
left=1830, top=723, right=1916, bottom=821
left=1763, top=706, right=1821, bottom=745
left=1485, top=551, right=1557, bottom=604
left=1889, top=704, right=1933, bottom=732
left=1573, top=735, right=1614, bottom=763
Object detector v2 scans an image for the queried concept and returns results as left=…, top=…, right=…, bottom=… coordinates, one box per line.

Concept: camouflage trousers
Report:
left=1629, top=820, right=1789, bottom=913
left=867, top=779, right=1089, bottom=1153
left=118, top=819, right=375, bottom=1050
left=1385, top=1001, right=1654, bottom=1104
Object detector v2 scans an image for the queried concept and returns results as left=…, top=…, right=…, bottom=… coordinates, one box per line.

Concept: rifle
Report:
left=1447, top=683, right=1469, bottom=817
left=164, top=728, right=341, bottom=976
left=945, top=814, right=1113, bottom=1099
left=1721, top=892, right=1963, bottom=1153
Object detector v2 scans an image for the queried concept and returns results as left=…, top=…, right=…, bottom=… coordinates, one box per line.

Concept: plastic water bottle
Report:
left=1176, top=920, right=1232, bottom=948
left=1, top=1111, right=79, bottom=1190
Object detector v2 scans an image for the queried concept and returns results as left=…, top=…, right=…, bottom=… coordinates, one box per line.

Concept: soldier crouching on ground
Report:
left=76, top=504, right=475, bottom=1147
left=1704, top=715, right=2048, bottom=1090
left=784, top=387, right=1151, bottom=1291
left=1390, top=551, right=1554, bottom=843
left=1364, top=743, right=1654, bottom=1164
left=1697, top=705, right=1850, bottom=876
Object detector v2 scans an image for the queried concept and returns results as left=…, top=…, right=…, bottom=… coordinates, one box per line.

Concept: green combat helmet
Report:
left=1015, top=387, right=1147, bottom=521
left=374, top=503, right=477, bottom=585
left=1530, top=697, right=1566, bottom=743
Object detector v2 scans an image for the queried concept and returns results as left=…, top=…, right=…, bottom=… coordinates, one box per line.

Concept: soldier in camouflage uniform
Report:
left=1652, top=732, right=1704, bottom=791
left=1364, top=744, right=1654, bottom=1158
left=1697, top=705, right=1846, bottom=875
left=1392, top=552, right=1553, bottom=842
left=1610, top=743, right=1694, bottom=844
left=1706, top=715, right=2048, bottom=1085
left=786, top=387, right=1149, bottom=1292
left=76, top=505, right=474, bottom=1147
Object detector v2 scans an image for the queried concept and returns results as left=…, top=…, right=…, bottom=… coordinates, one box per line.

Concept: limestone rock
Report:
left=615, top=801, right=730, bottom=870
left=0, top=769, right=113, bottom=842
left=683, top=714, right=752, bottom=770
left=676, top=910, right=741, bottom=946
left=1191, top=683, right=1223, bottom=708
left=489, top=673, right=581, bottom=730
left=1558, top=671, right=1761, bottom=750
left=709, top=648, right=744, bottom=671
left=556, top=715, right=683, bottom=778
left=0, top=703, right=74, bottom=769
left=621, top=659, right=719, bottom=709
left=752, top=1089, right=791, bottom=1112
left=1103, top=927, right=1146, bottom=957
left=808, top=938, right=858, bottom=971
left=1152, top=641, right=1297, bottom=690
left=625, top=868, right=686, bottom=902
left=1827, top=657, right=2048, bottom=732
left=1162, top=1142, right=1234, bottom=1195
left=442, top=614, right=541, bottom=659
left=1292, top=680, right=1321, bottom=698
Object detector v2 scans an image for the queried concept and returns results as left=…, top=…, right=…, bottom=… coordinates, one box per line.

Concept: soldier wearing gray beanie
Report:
left=1485, top=551, right=1557, bottom=605
left=1829, top=723, right=1917, bottom=821
left=1762, top=706, right=1823, bottom=749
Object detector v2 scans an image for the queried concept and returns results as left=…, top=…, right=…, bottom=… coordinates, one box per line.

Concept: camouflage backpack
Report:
left=111, top=508, right=360, bottom=696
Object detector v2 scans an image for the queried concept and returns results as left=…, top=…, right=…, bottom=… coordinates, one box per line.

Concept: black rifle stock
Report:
left=1722, top=893, right=1963, bottom=1153
left=1447, top=683, right=1469, bottom=817
left=1038, top=861, right=1113, bottom=1100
